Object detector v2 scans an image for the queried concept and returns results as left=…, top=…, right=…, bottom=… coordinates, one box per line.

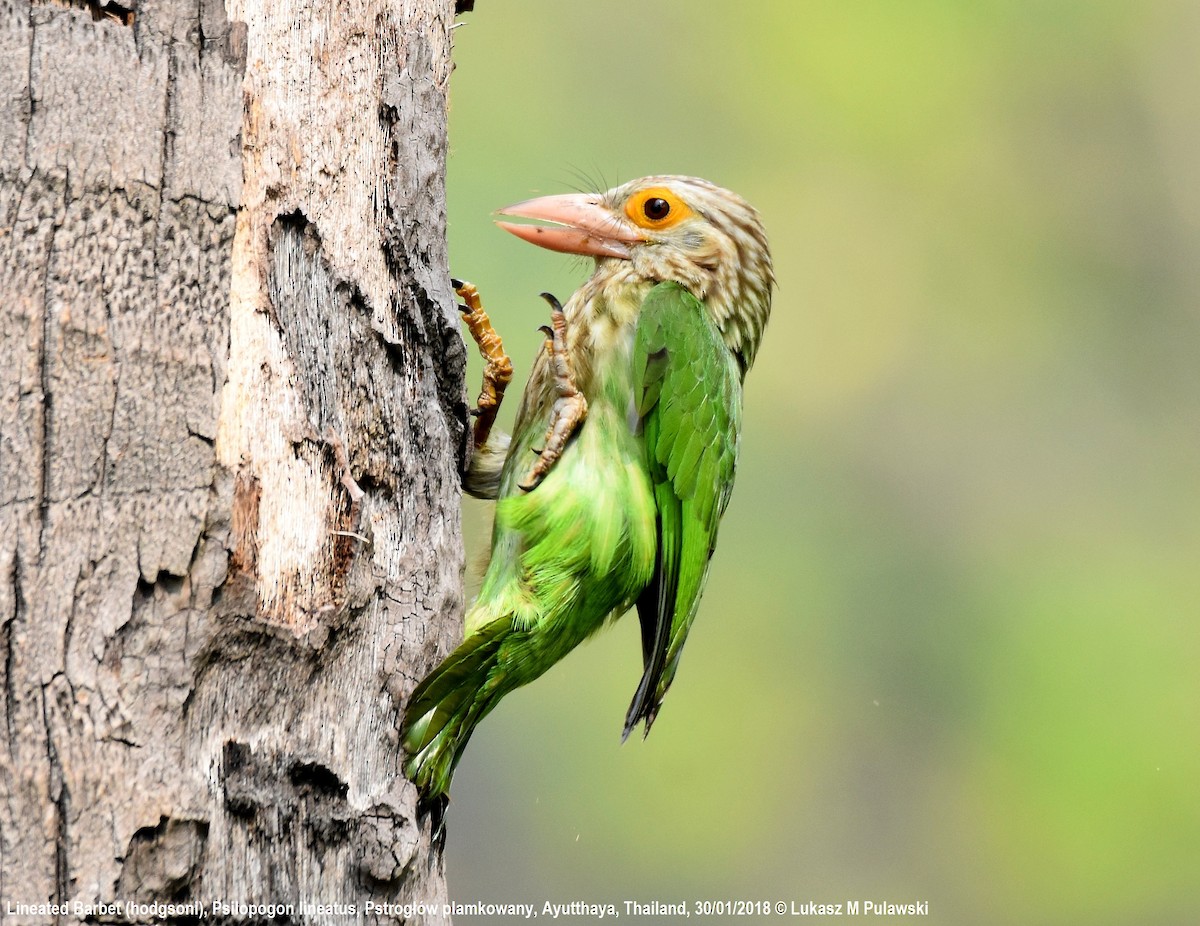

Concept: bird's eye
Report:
left=624, top=187, right=693, bottom=230
left=643, top=198, right=670, bottom=221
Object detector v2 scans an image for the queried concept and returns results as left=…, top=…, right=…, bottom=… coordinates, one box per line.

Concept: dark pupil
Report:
left=643, top=197, right=671, bottom=221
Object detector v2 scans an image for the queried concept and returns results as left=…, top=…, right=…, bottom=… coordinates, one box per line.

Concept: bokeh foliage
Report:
left=442, top=2, right=1200, bottom=922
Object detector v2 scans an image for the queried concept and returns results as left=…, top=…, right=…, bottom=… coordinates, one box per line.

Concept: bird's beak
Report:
left=495, top=193, right=642, bottom=260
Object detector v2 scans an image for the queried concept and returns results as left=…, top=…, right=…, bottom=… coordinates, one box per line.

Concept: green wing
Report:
left=624, top=281, right=743, bottom=738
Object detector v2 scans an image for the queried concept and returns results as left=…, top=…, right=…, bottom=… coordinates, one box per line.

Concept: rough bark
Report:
left=0, top=0, right=466, bottom=922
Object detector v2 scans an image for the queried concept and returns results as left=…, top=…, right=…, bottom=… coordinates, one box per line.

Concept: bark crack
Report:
left=158, top=42, right=178, bottom=199
left=96, top=299, right=120, bottom=499
left=62, top=566, right=84, bottom=676
left=24, top=4, right=35, bottom=170
left=2, top=552, right=19, bottom=752
left=41, top=682, right=71, bottom=917
left=36, top=180, right=61, bottom=565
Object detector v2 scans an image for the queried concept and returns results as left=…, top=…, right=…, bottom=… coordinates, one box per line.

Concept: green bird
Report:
left=402, top=176, right=774, bottom=801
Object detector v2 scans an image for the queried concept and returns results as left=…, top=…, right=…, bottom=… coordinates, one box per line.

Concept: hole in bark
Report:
left=272, top=209, right=320, bottom=255
left=134, top=573, right=186, bottom=600
left=220, top=740, right=261, bottom=818
left=48, top=0, right=136, bottom=25
left=355, top=471, right=392, bottom=500
left=222, top=739, right=250, bottom=772
left=90, top=0, right=133, bottom=24
left=289, top=760, right=348, bottom=799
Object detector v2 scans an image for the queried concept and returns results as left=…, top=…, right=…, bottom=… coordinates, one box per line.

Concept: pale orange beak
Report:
left=495, top=193, right=643, bottom=260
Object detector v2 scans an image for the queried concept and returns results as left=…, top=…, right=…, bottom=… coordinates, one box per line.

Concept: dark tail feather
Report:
left=417, top=792, right=450, bottom=851
left=402, top=618, right=513, bottom=800
left=623, top=575, right=671, bottom=741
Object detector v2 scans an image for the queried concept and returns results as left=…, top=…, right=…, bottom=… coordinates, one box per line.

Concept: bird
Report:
left=402, top=175, right=774, bottom=803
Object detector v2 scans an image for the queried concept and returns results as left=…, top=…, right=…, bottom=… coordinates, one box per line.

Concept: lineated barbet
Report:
left=402, top=176, right=774, bottom=801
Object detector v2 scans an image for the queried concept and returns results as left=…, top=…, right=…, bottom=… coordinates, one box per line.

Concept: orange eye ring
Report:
left=624, top=187, right=693, bottom=230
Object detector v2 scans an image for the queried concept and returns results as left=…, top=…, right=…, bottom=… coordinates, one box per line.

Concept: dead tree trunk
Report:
left=1, top=0, right=466, bottom=921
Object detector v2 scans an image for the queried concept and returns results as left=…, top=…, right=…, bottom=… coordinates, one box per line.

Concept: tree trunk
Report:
left=1, top=0, right=465, bottom=922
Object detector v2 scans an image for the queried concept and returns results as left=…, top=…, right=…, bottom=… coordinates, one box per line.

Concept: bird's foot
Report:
left=454, top=278, right=513, bottom=450
left=520, top=293, right=587, bottom=491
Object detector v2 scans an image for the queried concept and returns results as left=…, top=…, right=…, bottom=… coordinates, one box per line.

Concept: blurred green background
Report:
left=441, top=2, right=1200, bottom=922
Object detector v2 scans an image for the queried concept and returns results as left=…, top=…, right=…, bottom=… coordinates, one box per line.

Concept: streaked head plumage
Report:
left=603, top=175, right=774, bottom=372
left=497, top=175, right=774, bottom=372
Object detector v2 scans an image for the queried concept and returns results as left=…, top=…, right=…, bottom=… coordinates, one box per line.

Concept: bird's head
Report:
left=496, top=175, right=774, bottom=372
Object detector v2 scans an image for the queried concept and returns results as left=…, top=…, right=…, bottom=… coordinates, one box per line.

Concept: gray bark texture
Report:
left=0, top=0, right=467, bottom=922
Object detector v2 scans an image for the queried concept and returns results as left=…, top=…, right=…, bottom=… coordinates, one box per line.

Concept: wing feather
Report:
left=623, top=282, right=743, bottom=737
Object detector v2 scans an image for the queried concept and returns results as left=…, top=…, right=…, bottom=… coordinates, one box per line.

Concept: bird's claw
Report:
left=455, top=278, right=513, bottom=450
left=520, top=293, right=587, bottom=492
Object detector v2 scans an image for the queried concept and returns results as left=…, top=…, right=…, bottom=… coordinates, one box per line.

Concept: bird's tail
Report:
left=402, top=617, right=515, bottom=802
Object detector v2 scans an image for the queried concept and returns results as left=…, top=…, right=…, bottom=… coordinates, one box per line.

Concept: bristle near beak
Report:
left=495, top=193, right=642, bottom=259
